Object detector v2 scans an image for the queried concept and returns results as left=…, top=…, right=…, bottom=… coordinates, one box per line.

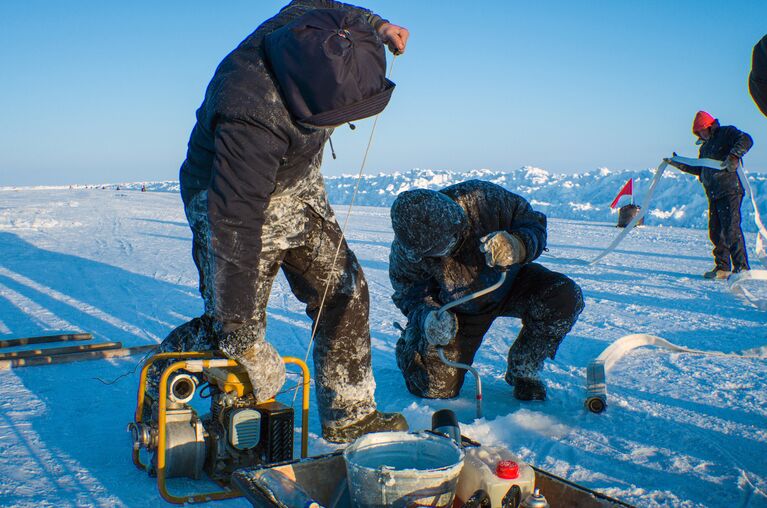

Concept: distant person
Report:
left=751, top=34, right=767, bottom=117
left=388, top=181, right=584, bottom=401
left=665, top=111, right=753, bottom=279
left=145, top=0, right=410, bottom=443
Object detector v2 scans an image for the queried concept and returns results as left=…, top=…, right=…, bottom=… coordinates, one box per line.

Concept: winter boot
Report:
left=323, top=410, right=409, bottom=443
left=703, top=267, right=731, bottom=280
left=508, top=375, right=547, bottom=401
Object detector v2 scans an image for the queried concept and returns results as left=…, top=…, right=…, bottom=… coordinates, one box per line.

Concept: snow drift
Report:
left=13, top=166, right=764, bottom=232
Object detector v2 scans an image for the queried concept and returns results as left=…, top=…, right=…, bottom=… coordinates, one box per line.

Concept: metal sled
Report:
left=231, top=447, right=634, bottom=508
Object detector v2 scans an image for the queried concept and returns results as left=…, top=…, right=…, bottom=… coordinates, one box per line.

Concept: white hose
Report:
left=589, top=161, right=668, bottom=265
left=591, top=156, right=767, bottom=309
left=585, top=333, right=767, bottom=413
left=727, top=269, right=767, bottom=310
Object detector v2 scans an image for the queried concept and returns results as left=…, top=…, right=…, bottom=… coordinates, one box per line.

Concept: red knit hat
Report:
left=692, top=110, right=716, bottom=135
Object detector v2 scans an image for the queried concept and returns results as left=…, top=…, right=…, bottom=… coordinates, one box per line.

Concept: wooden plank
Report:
left=0, top=344, right=158, bottom=370
left=0, top=333, right=92, bottom=349
left=0, top=342, right=122, bottom=360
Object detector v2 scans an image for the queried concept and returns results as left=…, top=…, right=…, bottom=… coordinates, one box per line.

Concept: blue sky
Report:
left=1, top=0, right=766, bottom=186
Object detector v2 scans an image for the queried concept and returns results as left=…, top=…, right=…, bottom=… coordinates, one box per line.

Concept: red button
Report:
left=496, top=460, right=520, bottom=479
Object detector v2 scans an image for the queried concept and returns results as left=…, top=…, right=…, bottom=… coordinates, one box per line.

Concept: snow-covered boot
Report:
left=509, top=375, right=547, bottom=401
left=323, top=410, right=409, bottom=443
left=703, top=267, right=731, bottom=280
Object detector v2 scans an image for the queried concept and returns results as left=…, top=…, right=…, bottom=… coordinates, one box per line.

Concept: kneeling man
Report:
left=389, top=180, right=584, bottom=401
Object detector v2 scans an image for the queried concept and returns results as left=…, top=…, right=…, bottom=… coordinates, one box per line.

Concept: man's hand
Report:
left=479, top=231, right=527, bottom=269
left=422, top=309, right=457, bottom=346
left=378, top=22, right=409, bottom=55
left=723, top=155, right=740, bottom=172
left=663, top=153, right=680, bottom=169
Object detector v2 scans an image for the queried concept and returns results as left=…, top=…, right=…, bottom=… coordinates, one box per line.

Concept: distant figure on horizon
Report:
left=388, top=181, right=584, bottom=402
left=665, top=111, right=753, bottom=279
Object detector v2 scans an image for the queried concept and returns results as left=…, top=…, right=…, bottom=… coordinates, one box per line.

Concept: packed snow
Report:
left=0, top=177, right=765, bottom=507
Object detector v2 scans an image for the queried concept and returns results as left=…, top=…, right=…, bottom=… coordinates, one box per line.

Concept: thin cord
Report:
left=292, top=56, right=398, bottom=404
left=93, top=345, right=159, bottom=385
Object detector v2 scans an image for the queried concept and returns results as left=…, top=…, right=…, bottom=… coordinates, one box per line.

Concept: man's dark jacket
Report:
left=389, top=180, right=547, bottom=323
left=178, top=1, right=385, bottom=324
left=751, top=34, right=767, bottom=117
left=676, top=123, right=753, bottom=199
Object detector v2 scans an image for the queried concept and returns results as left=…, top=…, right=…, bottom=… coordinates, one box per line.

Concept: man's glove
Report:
left=722, top=155, right=740, bottom=172
left=663, top=152, right=681, bottom=169
left=479, top=231, right=527, bottom=269
left=422, top=309, right=457, bottom=346
left=219, top=323, right=286, bottom=403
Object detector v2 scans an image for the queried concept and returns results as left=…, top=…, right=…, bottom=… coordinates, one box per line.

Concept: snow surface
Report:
left=0, top=185, right=766, bottom=508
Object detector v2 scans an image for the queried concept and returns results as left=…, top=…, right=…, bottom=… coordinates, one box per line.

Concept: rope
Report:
left=292, top=56, right=398, bottom=404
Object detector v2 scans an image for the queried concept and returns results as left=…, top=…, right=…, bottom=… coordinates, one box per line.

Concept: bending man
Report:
left=389, top=181, right=584, bottom=401
left=146, top=1, right=409, bottom=443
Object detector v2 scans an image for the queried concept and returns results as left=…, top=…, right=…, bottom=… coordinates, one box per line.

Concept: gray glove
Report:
left=422, top=309, right=458, bottom=346
left=722, top=155, right=740, bottom=172
left=479, top=231, right=527, bottom=269
left=219, top=323, right=286, bottom=403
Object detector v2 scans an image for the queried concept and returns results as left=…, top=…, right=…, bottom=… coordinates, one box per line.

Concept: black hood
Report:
left=264, top=8, right=395, bottom=128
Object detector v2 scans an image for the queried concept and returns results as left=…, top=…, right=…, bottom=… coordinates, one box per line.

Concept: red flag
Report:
left=610, top=179, right=633, bottom=209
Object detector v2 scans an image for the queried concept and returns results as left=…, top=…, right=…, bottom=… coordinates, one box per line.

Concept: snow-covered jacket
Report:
left=178, top=1, right=387, bottom=325
left=675, top=123, right=753, bottom=199
left=389, top=180, right=547, bottom=322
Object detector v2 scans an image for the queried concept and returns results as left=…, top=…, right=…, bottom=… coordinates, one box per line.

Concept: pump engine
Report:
left=129, top=356, right=302, bottom=487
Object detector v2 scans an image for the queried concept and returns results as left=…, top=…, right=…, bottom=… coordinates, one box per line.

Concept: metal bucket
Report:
left=343, top=431, right=464, bottom=508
